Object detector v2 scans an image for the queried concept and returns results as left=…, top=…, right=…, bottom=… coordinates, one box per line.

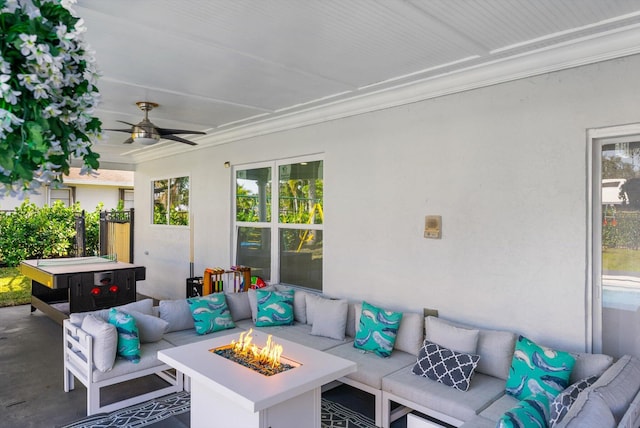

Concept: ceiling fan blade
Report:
left=163, top=134, right=198, bottom=146
left=157, top=127, right=206, bottom=136
left=116, top=120, right=137, bottom=127
left=123, top=137, right=134, bottom=144
left=105, top=128, right=133, bottom=133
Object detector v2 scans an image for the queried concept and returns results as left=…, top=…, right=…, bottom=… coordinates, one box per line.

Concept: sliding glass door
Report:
left=592, top=130, right=640, bottom=358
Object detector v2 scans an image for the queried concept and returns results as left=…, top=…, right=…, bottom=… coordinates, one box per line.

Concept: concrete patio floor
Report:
left=0, top=304, right=87, bottom=427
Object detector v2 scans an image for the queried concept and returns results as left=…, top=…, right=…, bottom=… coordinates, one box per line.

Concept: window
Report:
left=234, top=158, right=323, bottom=290
left=49, top=187, right=74, bottom=206
left=120, top=188, right=134, bottom=210
left=153, top=176, right=189, bottom=225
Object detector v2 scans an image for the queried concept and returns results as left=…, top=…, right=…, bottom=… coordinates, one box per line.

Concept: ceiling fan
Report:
left=107, top=101, right=205, bottom=146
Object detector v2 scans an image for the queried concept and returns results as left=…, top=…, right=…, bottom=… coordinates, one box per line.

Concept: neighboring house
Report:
left=602, top=179, right=627, bottom=206
left=0, top=168, right=134, bottom=211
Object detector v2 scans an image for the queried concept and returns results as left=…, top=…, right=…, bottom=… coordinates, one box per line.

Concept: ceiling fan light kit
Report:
left=106, top=101, right=205, bottom=146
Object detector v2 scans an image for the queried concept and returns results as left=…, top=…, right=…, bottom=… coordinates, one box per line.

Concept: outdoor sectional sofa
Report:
left=62, top=285, right=640, bottom=428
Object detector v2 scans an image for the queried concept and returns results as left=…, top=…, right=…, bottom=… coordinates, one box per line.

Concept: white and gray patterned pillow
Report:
left=549, top=375, right=598, bottom=427
left=412, top=340, right=480, bottom=391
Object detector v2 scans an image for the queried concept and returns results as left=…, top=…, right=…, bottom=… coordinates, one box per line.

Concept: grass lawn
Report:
left=0, top=267, right=30, bottom=307
left=603, top=248, right=640, bottom=273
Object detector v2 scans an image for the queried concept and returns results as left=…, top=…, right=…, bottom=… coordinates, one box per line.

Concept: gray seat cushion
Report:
left=476, top=394, right=519, bottom=421
left=459, top=415, right=498, bottom=428
left=327, top=342, right=416, bottom=389
left=92, top=339, right=174, bottom=382
left=382, top=366, right=506, bottom=422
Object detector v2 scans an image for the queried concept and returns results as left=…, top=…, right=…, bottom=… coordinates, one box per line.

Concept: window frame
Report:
left=48, top=186, right=74, bottom=206
left=232, top=155, right=324, bottom=289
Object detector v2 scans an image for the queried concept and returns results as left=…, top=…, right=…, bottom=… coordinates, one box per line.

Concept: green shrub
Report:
left=0, top=201, right=104, bottom=266
left=603, top=210, right=640, bottom=250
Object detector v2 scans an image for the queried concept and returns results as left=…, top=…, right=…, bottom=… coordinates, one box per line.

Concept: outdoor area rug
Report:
left=62, top=391, right=190, bottom=428
left=62, top=392, right=376, bottom=428
left=321, top=398, right=377, bottom=428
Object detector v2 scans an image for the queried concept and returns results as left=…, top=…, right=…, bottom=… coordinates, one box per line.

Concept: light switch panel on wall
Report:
left=424, top=215, right=442, bottom=239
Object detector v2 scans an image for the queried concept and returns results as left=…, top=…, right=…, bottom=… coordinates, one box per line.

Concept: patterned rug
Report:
left=62, top=392, right=376, bottom=428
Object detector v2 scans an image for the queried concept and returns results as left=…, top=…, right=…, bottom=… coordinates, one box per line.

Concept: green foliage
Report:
left=0, top=0, right=102, bottom=196
left=603, top=209, right=640, bottom=250
left=0, top=200, right=102, bottom=266
left=84, top=203, right=103, bottom=256
left=153, top=177, right=189, bottom=225
left=236, top=185, right=264, bottom=222
left=278, top=179, right=323, bottom=224
left=602, top=156, right=637, bottom=180
left=0, top=267, right=31, bottom=307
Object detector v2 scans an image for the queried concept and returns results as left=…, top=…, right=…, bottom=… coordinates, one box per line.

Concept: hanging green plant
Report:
left=0, top=0, right=102, bottom=197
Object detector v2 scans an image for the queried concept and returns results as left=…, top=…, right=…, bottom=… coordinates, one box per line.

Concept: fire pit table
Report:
left=158, top=330, right=356, bottom=428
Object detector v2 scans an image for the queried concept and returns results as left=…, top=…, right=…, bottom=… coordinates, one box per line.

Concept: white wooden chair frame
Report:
left=63, top=319, right=184, bottom=416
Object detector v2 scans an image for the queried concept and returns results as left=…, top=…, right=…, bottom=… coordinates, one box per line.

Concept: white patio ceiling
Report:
left=74, top=0, right=640, bottom=168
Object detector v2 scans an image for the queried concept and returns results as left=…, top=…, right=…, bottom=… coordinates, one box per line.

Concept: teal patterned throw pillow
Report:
left=354, top=301, right=403, bottom=358
left=255, top=289, right=294, bottom=326
left=497, top=393, right=550, bottom=428
left=505, top=335, right=576, bottom=400
left=108, top=308, right=141, bottom=363
left=187, top=293, right=235, bottom=335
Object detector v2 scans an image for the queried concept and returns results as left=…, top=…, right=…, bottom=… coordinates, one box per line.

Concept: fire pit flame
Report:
left=211, top=329, right=297, bottom=376
left=231, top=329, right=283, bottom=368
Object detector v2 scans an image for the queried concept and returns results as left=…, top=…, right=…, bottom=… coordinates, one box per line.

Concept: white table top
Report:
left=158, top=331, right=356, bottom=413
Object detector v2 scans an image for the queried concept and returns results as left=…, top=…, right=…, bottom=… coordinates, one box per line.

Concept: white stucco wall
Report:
left=74, top=185, right=122, bottom=211
left=134, top=55, right=640, bottom=353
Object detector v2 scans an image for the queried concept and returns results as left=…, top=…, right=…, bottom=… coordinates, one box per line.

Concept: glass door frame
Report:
left=587, top=122, right=640, bottom=354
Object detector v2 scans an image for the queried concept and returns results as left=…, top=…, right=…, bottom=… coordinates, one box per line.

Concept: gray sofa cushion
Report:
left=69, top=299, right=154, bottom=325
left=225, top=292, right=251, bottom=321
left=476, top=394, right=519, bottom=422
left=394, top=312, right=424, bottom=355
left=305, top=292, right=328, bottom=325
left=310, top=298, right=348, bottom=340
left=92, top=339, right=174, bottom=382
left=162, top=325, right=246, bottom=347
left=458, top=415, right=496, bottom=428
left=241, top=320, right=351, bottom=351
left=81, top=314, right=117, bottom=373
left=158, top=299, right=194, bottom=332
left=590, top=355, right=640, bottom=422
left=427, top=317, right=516, bottom=380
left=618, top=387, right=640, bottom=428
left=327, top=342, right=416, bottom=389
left=121, top=309, right=169, bottom=343
left=569, top=352, right=614, bottom=384
left=426, top=316, right=479, bottom=354
left=382, top=367, right=506, bottom=423
left=555, top=390, right=616, bottom=428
